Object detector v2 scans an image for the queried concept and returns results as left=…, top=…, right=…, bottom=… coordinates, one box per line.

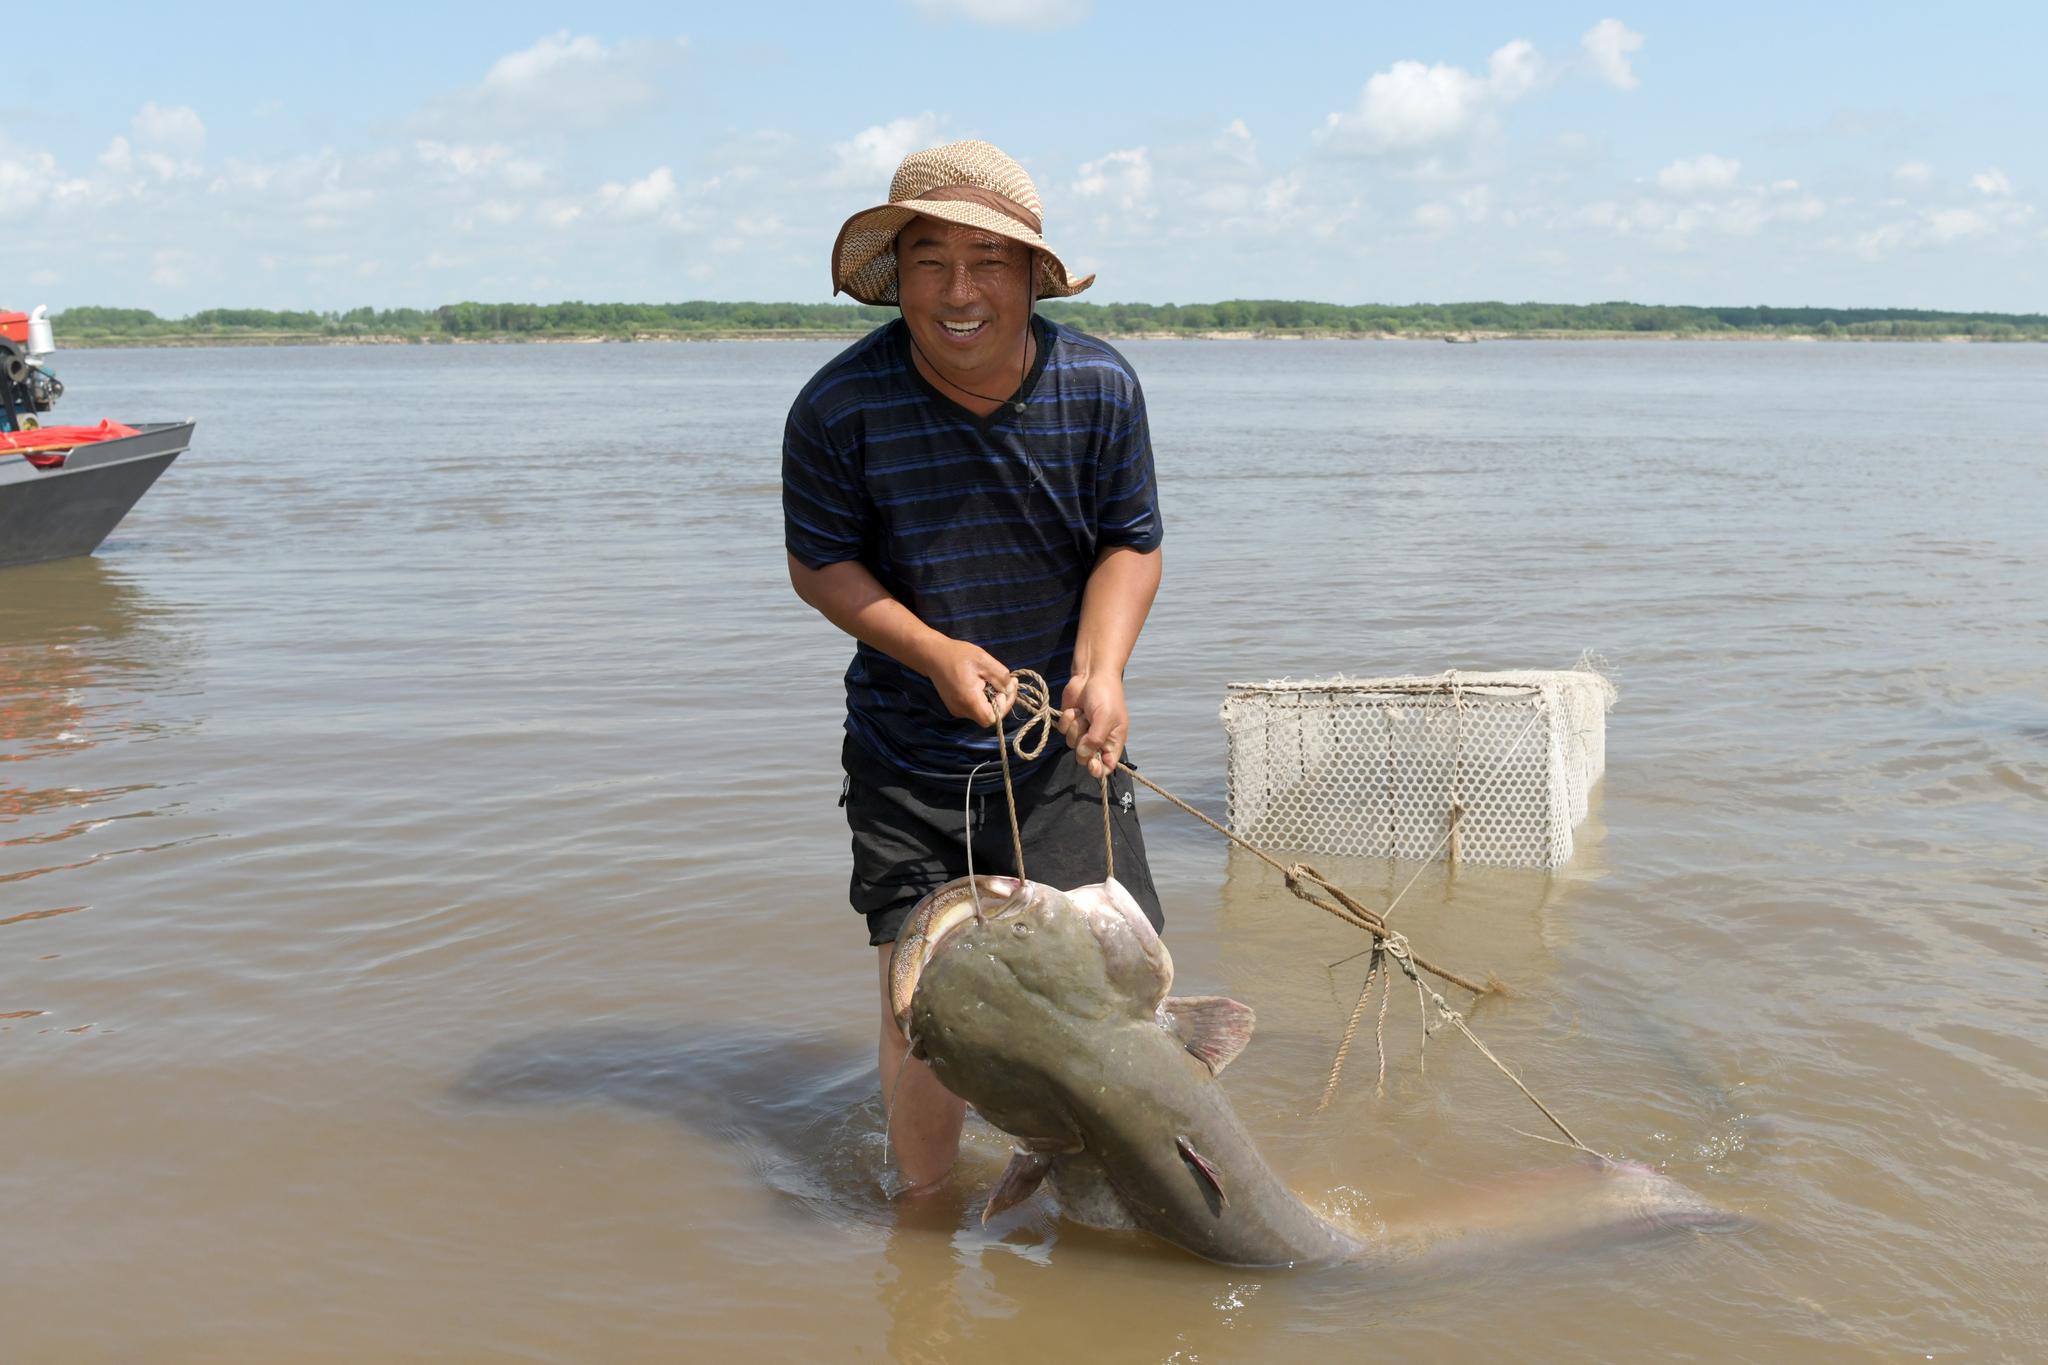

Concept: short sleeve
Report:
left=1094, top=379, right=1163, bottom=553
left=782, top=397, right=869, bottom=570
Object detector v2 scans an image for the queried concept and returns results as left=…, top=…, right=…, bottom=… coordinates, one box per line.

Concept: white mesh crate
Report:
left=1219, top=669, right=1617, bottom=869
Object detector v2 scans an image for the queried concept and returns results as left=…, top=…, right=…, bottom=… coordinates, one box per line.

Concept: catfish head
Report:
left=887, top=875, right=1268, bottom=1240
left=889, top=875, right=1174, bottom=1043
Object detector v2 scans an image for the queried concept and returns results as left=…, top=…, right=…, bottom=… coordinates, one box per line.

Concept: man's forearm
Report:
left=787, top=554, right=944, bottom=676
left=1070, top=545, right=1162, bottom=682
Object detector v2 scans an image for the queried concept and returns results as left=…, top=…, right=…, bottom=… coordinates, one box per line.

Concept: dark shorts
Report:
left=841, top=733, right=1164, bottom=946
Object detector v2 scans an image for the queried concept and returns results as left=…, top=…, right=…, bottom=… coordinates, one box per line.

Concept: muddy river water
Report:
left=3, top=338, right=2043, bottom=1360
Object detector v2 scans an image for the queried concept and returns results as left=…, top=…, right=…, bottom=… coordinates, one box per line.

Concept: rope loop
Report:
left=1004, top=669, right=1057, bottom=761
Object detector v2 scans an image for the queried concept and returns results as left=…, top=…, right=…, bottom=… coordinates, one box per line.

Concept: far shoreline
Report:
left=60, top=327, right=2044, bottom=350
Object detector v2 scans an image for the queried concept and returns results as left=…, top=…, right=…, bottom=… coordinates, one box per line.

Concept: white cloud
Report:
left=597, top=166, right=677, bottom=217
left=905, top=0, right=1090, bottom=28
left=710, top=212, right=786, bottom=255
left=1354, top=62, right=1483, bottom=149
left=1572, top=179, right=1823, bottom=247
left=471, top=200, right=527, bottom=227
left=133, top=103, right=206, bottom=153
left=1414, top=201, right=1455, bottom=230
left=417, top=140, right=508, bottom=178
left=141, top=151, right=201, bottom=182
left=1414, top=184, right=1492, bottom=232
left=1216, top=119, right=1257, bottom=169
left=1929, top=208, right=1989, bottom=241
left=501, top=158, right=546, bottom=191
left=1843, top=197, right=2033, bottom=260
left=204, top=149, right=378, bottom=231
left=1317, top=40, right=1551, bottom=155
left=1487, top=40, right=1543, bottom=101
left=100, top=106, right=206, bottom=181
left=1318, top=40, right=1545, bottom=155
left=1657, top=154, right=1741, bottom=195
left=484, top=31, right=606, bottom=92
left=832, top=114, right=945, bottom=186
left=1260, top=171, right=1305, bottom=218
left=1071, top=147, right=1154, bottom=215
left=1582, top=19, right=1645, bottom=91
left=415, top=140, right=548, bottom=193
left=1893, top=161, right=1933, bottom=190
left=455, top=31, right=688, bottom=131
left=1970, top=167, right=2013, bottom=196
left=0, top=148, right=92, bottom=216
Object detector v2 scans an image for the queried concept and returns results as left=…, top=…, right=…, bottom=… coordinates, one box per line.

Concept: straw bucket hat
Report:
left=831, top=139, right=1095, bottom=306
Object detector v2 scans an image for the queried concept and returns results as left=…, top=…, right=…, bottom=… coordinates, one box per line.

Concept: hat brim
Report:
left=831, top=199, right=1094, bottom=306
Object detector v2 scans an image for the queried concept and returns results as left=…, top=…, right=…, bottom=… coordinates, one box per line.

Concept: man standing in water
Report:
left=783, top=140, right=1166, bottom=1188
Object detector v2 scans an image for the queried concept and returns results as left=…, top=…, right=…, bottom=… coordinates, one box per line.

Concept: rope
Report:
left=1375, top=948, right=1393, bottom=1097
left=984, top=669, right=1119, bottom=887
left=986, top=670, right=1594, bottom=1153
left=991, top=672, right=1489, bottom=994
left=1315, top=945, right=1392, bottom=1112
left=1381, top=931, right=1592, bottom=1153
left=986, top=686, right=1029, bottom=882
left=963, top=760, right=993, bottom=920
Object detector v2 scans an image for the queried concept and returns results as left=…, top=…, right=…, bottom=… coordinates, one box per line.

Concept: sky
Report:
left=5, top=2, right=2043, bottom=314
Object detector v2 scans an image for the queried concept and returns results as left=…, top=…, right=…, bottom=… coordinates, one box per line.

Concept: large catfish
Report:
left=888, top=874, right=1735, bottom=1269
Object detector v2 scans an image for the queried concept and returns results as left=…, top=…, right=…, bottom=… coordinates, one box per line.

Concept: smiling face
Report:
left=894, top=215, right=1036, bottom=404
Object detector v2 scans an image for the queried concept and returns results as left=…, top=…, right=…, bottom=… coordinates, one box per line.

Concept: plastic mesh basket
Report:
left=1219, top=669, right=1616, bottom=869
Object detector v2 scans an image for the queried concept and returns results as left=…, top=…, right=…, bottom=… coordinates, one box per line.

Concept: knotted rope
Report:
left=986, top=669, right=1117, bottom=885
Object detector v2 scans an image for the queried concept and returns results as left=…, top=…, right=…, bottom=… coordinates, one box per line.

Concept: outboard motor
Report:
left=1, top=305, right=65, bottom=432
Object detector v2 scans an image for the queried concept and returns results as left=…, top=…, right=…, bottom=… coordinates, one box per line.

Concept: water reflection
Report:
left=0, top=556, right=193, bottom=895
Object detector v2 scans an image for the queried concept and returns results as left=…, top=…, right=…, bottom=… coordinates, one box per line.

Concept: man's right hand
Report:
left=923, top=638, right=1017, bottom=727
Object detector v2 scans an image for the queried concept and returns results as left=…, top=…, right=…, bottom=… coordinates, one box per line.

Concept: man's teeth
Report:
left=941, top=321, right=984, bottom=333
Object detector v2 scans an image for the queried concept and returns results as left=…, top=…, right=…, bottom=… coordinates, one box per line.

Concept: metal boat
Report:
left=0, top=420, right=194, bottom=569
left=2, top=305, right=193, bottom=570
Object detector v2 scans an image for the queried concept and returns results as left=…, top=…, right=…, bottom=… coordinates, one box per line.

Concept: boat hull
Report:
left=0, top=420, right=192, bottom=570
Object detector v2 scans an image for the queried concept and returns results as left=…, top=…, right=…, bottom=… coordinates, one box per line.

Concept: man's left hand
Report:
left=1059, top=671, right=1128, bottom=779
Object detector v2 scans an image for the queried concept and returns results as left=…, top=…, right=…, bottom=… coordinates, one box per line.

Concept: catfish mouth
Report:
left=887, top=875, right=1030, bottom=1039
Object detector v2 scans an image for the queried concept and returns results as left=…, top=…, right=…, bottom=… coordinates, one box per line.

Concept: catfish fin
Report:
left=1176, top=1136, right=1228, bottom=1212
left=1162, top=996, right=1256, bottom=1075
left=981, top=1150, right=1056, bottom=1226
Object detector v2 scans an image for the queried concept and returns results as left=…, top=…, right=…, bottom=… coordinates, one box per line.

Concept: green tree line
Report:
left=48, top=299, right=2048, bottom=343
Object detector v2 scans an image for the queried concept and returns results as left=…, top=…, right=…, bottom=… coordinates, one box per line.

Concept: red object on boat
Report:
left=1, top=420, right=142, bottom=468
left=0, top=311, right=29, bottom=345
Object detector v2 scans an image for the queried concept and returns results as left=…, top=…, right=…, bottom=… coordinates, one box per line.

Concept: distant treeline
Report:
left=49, top=299, right=2048, bottom=343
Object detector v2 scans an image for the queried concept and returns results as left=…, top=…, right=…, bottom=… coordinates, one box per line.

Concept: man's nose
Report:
left=943, top=263, right=976, bottom=303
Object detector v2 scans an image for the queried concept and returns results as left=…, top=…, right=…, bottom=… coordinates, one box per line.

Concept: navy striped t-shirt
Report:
left=783, top=314, right=1163, bottom=784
